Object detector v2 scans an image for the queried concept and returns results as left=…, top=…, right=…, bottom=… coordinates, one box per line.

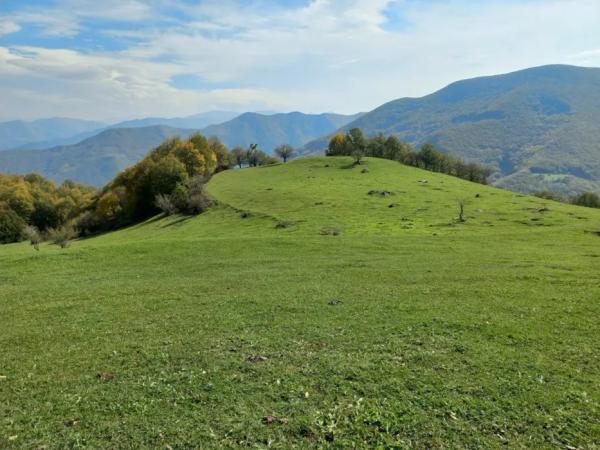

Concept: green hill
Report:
left=302, top=65, right=600, bottom=195
left=1, top=157, right=599, bottom=448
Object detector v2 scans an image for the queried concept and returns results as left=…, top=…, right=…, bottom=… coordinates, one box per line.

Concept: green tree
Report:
left=0, top=206, right=26, bottom=243
left=31, top=199, right=61, bottom=231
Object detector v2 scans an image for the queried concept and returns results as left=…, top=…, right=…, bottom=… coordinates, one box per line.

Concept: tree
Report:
left=247, top=144, right=268, bottom=167
left=346, top=128, right=366, bottom=164
left=327, top=133, right=347, bottom=156
left=231, top=146, right=247, bottom=168
left=31, top=199, right=61, bottom=231
left=274, top=144, right=294, bottom=163
left=147, top=156, right=189, bottom=198
left=0, top=206, right=26, bottom=243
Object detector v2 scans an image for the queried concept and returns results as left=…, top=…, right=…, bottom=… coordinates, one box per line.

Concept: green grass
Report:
left=1, top=157, right=599, bottom=448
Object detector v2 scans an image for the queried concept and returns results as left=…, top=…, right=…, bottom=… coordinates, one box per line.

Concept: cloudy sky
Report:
left=1, top=0, right=599, bottom=122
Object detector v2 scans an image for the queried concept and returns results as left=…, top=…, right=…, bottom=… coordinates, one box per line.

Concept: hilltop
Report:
left=1, top=157, right=599, bottom=448
left=302, top=65, right=600, bottom=195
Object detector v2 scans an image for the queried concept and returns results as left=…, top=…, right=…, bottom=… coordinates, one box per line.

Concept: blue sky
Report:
left=1, top=0, right=599, bottom=122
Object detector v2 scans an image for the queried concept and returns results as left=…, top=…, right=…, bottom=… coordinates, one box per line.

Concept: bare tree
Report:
left=274, top=144, right=294, bottom=163
left=457, top=199, right=470, bottom=222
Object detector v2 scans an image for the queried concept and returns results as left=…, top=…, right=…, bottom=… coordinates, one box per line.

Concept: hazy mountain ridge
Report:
left=0, top=126, right=194, bottom=186
left=201, top=112, right=363, bottom=151
left=0, top=118, right=106, bottom=150
left=0, top=112, right=361, bottom=186
left=301, top=65, right=600, bottom=195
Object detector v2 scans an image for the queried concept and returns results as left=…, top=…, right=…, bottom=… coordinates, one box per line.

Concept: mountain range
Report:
left=0, top=112, right=361, bottom=186
left=301, top=65, right=600, bottom=195
left=0, top=118, right=106, bottom=150
left=1, top=65, right=600, bottom=194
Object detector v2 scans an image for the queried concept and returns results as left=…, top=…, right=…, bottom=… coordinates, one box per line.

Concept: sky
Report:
left=1, top=0, right=599, bottom=122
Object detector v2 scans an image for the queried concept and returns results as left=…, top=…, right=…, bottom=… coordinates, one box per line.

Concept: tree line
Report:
left=327, top=128, right=492, bottom=184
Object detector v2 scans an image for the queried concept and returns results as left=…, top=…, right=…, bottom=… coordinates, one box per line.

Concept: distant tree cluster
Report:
left=326, top=128, right=492, bottom=184
left=0, top=173, right=95, bottom=244
left=536, top=190, right=600, bottom=209
left=230, top=143, right=291, bottom=168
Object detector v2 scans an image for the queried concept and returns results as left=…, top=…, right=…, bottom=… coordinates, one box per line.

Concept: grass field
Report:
left=1, top=157, right=599, bottom=448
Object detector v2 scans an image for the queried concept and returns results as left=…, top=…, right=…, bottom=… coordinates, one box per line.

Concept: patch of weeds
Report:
left=275, top=220, right=293, bottom=229
left=368, top=190, right=394, bottom=197
left=320, top=227, right=341, bottom=236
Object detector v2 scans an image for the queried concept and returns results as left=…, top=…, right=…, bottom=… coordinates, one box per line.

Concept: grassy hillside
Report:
left=1, top=157, right=599, bottom=448
left=0, top=126, right=194, bottom=186
left=301, top=65, right=600, bottom=195
left=201, top=112, right=362, bottom=152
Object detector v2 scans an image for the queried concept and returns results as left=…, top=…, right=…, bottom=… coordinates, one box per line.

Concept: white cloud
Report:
left=0, top=20, right=21, bottom=36
left=1, top=0, right=600, bottom=121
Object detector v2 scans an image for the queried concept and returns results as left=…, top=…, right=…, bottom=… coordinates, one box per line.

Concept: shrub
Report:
left=535, top=191, right=566, bottom=202
left=73, top=210, right=100, bottom=235
left=186, top=193, right=212, bottom=215
left=571, top=192, right=600, bottom=208
left=275, top=220, right=293, bottom=229
left=260, top=156, right=281, bottom=166
left=320, top=227, right=341, bottom=236
left=155, top=194, right=178, bottom=216
left=22, top=225, right=42, bottom=251
left=48, top=224, right=78, bottom=248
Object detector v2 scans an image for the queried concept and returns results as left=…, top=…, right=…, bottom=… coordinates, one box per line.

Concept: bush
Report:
left=571, top=192, right=600, bottom=208
left=155, top=194, right=178, bottom=216
left=186, top=192, right=212, bottom=215
left=22, top=225, right=42, bottom=251
left=48, top=224, right=78, bottom=248
left=535, top=191, right=566, bottom=202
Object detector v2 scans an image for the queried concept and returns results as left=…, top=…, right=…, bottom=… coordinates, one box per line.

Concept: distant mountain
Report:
left=0, top=111, right=360, bottom=186
left=0, top=126, right=194, bottom=186
left=111, top=111, right=239, bottom=131
left=301, top=65, right=600, bottom=195
left=0, top=118, right=106, bottom=150
left=4, top=111, right=239, bottom=151
left=200, top=112, right=363, bottom=151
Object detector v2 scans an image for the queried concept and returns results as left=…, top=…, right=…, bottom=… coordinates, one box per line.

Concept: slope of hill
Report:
left=200, top=111, right=363, bottom=151
left=1, top=157, right=599, bottom=448
left=0, top=118, right=106, bottom=150
left=301, top=65, right=600, bottom=195
left=0, top=125, right=194, bottom=186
